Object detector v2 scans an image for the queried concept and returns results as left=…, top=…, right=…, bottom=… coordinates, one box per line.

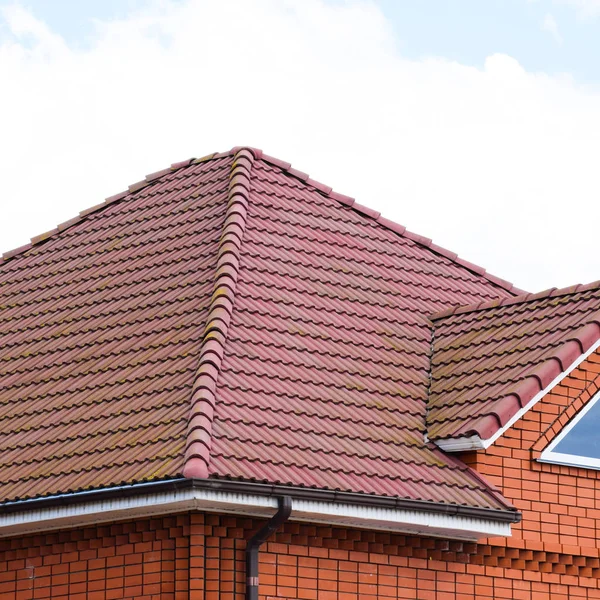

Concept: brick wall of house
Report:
left=462, top=347, right=600, bottom=556
left=3, top=511, right=600, bottom=600
left=0, top=515, right=189, bottom=600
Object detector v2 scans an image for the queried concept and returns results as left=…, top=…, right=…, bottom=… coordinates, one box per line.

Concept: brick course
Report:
left=0, top=516, right=188, bottom=600
left=3, top=510, right=600, bottom=599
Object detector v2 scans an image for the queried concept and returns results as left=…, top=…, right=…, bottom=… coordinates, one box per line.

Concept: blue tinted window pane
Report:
left=554, top=399, right=600, bottom=459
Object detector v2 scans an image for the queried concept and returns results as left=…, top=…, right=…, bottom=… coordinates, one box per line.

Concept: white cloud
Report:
left=541, top=12, right=563, bottom=43
left=1, top=4, right=67, bottom=52
left=1, top=0, right=600, bottom=292
left=557, top=0, right=600, bottom=18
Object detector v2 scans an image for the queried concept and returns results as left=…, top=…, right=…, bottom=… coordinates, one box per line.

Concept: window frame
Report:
left=539, top=390, right=600, bottom=470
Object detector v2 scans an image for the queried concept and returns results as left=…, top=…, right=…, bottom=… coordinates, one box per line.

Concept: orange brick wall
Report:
left=202, top=513, right=600, bottom=600
left=3, top=511, right=600, bottom=599
left=462, top=349, right=600, bottom=557
left=0, top=515, right=189, bottom=599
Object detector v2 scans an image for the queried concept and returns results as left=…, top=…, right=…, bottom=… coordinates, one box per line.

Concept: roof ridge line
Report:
left=181, top=147, right=257, bottom=479
left=430, top=280, right=600, bottom=321
left=1, top=157, right=198, bottom=266
left=230, top=147, right=523, bottom=297
left=5, top=144, right=523, bottom=299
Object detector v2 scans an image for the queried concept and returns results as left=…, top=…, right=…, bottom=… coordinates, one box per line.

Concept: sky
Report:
left=0, top=0, right=599, bottom=293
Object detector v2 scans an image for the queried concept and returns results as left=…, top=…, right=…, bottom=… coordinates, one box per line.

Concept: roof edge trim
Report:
left=435, top=436, right=485, bottom=452
left=1, top=158, right=197, bottom=265
left=0, top=477, right=521, bottom=526
left=430, top=281, right=600, bottom=321
left=435, top=336, right=600, bottom=451
left=0, top=481, right=513, bottom=541
left=182, top=148, right=257, bottom=479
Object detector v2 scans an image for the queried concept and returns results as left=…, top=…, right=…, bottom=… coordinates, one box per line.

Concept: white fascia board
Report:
left=0, top=487, right=510, bottom=541
left=291, top=499, right=510, bottom=540
left=435, top=338, right=600, bottom=453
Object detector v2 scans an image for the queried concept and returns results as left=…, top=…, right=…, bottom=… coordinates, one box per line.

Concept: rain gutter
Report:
left=0, top=477, right=520, bottom=522
left=0, top=478, right=520, bottom=540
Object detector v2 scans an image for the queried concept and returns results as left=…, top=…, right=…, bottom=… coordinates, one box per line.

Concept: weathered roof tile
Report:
left=428, top=286, right=600, bottom=442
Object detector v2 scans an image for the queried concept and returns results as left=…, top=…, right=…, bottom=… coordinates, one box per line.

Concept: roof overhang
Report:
left=0, top=479, right=519, bottom=541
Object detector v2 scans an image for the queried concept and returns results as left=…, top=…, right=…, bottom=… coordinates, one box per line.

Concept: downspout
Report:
left=246, top=496, right=292, bottom=600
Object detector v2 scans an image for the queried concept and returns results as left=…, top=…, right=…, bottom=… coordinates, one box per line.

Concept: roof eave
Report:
left=0, top=478, right=520, bottom=541
left=434, top=435, right=486, bottom=452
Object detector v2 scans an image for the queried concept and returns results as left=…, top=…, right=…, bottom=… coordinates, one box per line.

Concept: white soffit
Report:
left=0, top=487, right=511, bottom=541
left=436, top=338, right=600, bottom=453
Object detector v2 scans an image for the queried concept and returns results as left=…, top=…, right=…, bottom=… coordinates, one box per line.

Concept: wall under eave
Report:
left=2, top=511, right=600, bottom=599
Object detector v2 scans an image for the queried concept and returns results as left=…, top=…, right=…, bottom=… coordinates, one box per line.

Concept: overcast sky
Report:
left=1, top=0, right=599, bottom=293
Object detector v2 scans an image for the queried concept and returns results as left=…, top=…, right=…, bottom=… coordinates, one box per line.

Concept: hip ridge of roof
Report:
left=182, top=148, right=257, bottom=479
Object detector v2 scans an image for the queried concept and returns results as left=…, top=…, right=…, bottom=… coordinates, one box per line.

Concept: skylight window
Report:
left=539, top=391, right=600, bottom=470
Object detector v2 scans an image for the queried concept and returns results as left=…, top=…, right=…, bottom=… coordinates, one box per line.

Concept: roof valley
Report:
left=182, top=148, right=257, bottom=479
left=423, top=321, right=435, bottom=444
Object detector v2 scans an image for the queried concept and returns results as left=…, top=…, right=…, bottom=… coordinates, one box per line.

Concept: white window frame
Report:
left=539, top=390, right=600, bottom=470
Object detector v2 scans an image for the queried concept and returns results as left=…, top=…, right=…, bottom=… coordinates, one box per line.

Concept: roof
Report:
left=0, top=146, right=522, bottom=514
left=428, top=285, right=600, bottom=442
left=0, top=154, right=232, bottom=500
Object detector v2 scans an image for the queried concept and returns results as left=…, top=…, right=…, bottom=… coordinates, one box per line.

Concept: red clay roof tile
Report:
left=428, top=286, right=600, bottom=442
left=0, top=155, right=232, bottom=501
left=0, top=146, right=523, bottom=514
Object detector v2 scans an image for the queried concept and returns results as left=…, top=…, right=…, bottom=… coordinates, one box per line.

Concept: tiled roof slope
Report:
left=180, top=149, right=519, bottom=511
left=0, top=155, right=234, bottom=502
left=428, top=285, right=600, bottom=442
left=0, top=147, right=519, bottom=512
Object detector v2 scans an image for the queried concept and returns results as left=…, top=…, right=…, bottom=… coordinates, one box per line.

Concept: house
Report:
left=0, top=146, right=599, bottom=599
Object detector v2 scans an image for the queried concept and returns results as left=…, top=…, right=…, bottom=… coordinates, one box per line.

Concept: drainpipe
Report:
left=246, top=496, right=292, bottom=600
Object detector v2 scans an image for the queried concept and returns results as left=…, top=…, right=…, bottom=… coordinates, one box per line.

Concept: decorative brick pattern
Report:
left=4, top=511, right=600, bottom=599
left=200, top=514, right=600, bottom=599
